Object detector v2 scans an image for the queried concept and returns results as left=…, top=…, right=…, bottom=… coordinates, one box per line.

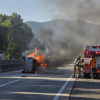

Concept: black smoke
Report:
left=23, top=0, right=100, bottom=67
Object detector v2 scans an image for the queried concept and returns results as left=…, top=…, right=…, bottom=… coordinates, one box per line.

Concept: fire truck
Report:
left=83, top=46, right=100, bottom=78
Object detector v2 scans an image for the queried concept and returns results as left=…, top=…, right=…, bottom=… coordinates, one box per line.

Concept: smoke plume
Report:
left=43, top=0, right=100, bottom=25
left=23, top=0, right=100, bottom=67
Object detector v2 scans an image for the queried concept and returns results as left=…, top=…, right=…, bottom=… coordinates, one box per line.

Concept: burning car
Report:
left=22, top=48, right=47, bottom=73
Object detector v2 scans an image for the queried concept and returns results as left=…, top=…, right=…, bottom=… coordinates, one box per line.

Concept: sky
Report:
left=0, top=0, right=51, bottom=22
left=1, top=0, right=100, bottom=25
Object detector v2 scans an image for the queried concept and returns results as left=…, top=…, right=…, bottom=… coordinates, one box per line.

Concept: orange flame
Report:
left=27, top=48, right=47, bottom=68
left=35, top=71, right=37, bottom=73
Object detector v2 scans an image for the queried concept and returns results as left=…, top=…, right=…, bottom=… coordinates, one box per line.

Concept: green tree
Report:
left=0, top=13, right=34, bottom=59
left=0, top=25, right=8, bottom=53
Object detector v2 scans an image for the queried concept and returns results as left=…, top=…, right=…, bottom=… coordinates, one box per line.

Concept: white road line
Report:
left=0, top=73, right=39, bottom=87
left=53, top=75, right=72, bottom=100
left=0, top=79, right=21, bottom=87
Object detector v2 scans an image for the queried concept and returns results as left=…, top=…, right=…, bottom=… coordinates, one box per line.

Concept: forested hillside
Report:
left=0, top=13, right=34, bottom=59
left=26, top=19, right=100, bottom=59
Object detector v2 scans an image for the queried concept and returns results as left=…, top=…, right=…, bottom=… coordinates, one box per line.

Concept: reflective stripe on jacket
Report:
left=76, top=62, right=83, bottom=67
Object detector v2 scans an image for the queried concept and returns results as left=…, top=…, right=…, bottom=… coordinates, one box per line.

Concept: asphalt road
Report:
left=0, top=63, right=74, bottom=100
left=71, top=76, right=100, bottom=100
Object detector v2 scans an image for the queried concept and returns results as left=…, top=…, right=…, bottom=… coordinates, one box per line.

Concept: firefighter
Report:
left=73, top=56, right=81, bottom=78
left=76, top=59, right=84, bottom=78
left=89, top=55, right=97, bottom=79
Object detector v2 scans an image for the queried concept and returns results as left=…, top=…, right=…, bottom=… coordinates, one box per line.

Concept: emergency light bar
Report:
left=86, top=51, right=89, bottom=54
left=96, top=51, right=98, bottom=54
left=85, top=51, right=89, bottom=55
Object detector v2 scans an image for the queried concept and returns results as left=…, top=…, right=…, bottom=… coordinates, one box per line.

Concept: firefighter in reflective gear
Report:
left=89, top=55, right=97, bottom=79
left=73, top=56, right=81, bottom=78
left=76, top=59, right=84, bottom=78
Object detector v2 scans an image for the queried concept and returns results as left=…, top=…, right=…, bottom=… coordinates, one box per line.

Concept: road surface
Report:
left=71, top=76, right=100, bottom=100
left=0, top=63, right=74, bottom=100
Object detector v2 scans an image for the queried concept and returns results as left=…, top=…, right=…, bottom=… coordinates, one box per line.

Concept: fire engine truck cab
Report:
left=83, top=46, right=100, bottom=78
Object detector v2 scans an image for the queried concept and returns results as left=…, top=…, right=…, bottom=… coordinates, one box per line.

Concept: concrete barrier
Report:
left=0, top=59, right=25, bottom=72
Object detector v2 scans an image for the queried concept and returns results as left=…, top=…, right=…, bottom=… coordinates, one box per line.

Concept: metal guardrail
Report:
left=0, top=59, right=25, bottom=72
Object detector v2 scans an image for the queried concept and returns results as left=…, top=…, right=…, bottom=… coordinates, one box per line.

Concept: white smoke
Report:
left=43, top=0, right=100, bottom=25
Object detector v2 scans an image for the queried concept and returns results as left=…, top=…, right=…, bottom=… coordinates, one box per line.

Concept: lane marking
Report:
left=53, top=75, right=72, bottom=100
left=0, top=73, right=39, bottom=87
left=0, top=79, right=21, bottom=87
